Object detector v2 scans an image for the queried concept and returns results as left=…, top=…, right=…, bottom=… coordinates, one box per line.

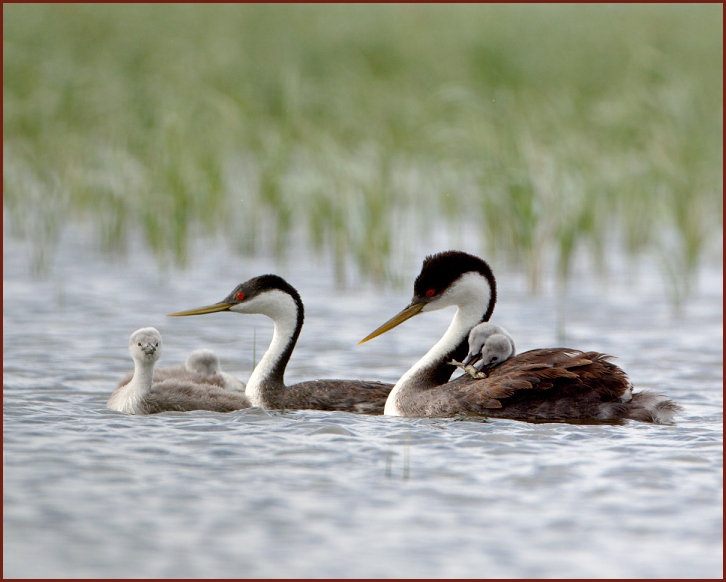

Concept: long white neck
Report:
left=242, top=291, right=301, bottom=407
left=108, top=358, right=155, bottom=414
left=384, top=272, right=491, bottom=416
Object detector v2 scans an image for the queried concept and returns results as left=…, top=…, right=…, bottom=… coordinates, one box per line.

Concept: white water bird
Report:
left=107, top=327, right=251, bottom=415
left=185, top=349, right=247, bottom=392
left=169, top=275, right=393, bottom=414
left=360, top=250, right=682, bottom=423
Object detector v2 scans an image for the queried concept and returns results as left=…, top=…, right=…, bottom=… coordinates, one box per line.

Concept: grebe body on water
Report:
left=360, top=251, right=681, bottom=423
left=108, top=328, right=251, bottom=414
left=169, top=275, right=392, bottom=414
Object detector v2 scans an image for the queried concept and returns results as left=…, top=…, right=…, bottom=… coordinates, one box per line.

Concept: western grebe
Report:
left=115, top=347, right=242, bottom=391
left=451, top=322, right=516, bottom=378
left=169, top=274, right=393, bottom=413
left=107, top=327, right=251, bottom=414
left=360, top=250, right=682, bottom=423
left=185, top=349, right=246, bottom=392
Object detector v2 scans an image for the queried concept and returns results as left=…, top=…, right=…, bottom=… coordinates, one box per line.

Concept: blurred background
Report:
left=3, top=3, right=723, bottom=309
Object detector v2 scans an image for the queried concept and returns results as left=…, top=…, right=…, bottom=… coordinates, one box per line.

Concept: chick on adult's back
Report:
left=361, top=250, right=682, bottom=423
left=452, top=322, right=516, bottom=378
left=185, top=349, right=246, bottom=392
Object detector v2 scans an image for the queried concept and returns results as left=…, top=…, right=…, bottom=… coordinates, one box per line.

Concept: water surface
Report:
left=3, top=233, right=722, bottom=578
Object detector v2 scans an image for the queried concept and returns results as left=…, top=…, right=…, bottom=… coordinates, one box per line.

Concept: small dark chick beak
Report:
left=462, top=351, right=481, bottom=367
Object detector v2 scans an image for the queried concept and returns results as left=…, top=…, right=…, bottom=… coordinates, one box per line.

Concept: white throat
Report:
left=239, top=290, right=300, bottom=407
left=108, top=355, right=155, bottom=414
left=384, top=272, right=491, bottom=416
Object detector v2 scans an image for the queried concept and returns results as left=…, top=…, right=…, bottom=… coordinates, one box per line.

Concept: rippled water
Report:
left=4, top=232, right=723, bottom=578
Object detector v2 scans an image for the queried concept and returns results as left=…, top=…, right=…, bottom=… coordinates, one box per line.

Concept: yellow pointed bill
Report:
left=167, top=302, right=234, bottom=317
left=358, top=302, right=425, bottom=344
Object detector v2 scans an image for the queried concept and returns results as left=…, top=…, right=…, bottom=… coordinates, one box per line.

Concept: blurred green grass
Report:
left=3, top=4, right=722, bottom=307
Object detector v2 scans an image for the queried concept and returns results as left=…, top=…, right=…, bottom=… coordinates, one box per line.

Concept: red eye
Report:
left=426, top=289, right=436, bottom=297
left=236, top=292, right=245, bottom=300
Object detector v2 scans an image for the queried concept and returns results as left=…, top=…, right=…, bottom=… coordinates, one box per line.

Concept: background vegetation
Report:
left=3, top=4, right=722, bottom=308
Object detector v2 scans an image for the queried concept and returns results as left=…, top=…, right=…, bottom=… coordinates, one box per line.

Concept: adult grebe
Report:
left=168, top=274, right=393, bottom=413
left=108, top=327, right=251, bottom=414
left=360, top=250, right=682, bottom=423
left=452, top=322, right=517, bottom=378
left=185, top=349, right=247, bottom=392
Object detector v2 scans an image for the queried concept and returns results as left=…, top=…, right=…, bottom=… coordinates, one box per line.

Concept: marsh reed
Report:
left=3, top=4, right=722, bottom=309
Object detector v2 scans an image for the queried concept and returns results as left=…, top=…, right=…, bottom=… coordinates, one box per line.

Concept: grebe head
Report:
left=168, top=274, right=303, bottom=320
left=359, top=250, right=497, bottom=343
left=461, top=322, right=516, bottom=368
left=468, top=333, right=515, bottom=370
left=129, top=327, right=162, bottom=364
left=185, top=349, right=220, bottom=376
